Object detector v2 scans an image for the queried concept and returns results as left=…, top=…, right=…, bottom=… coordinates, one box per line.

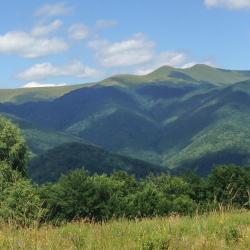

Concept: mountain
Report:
left=0, top=112, right=84, bottom=156
left=1, top=64, right=250, bottom=176
left=0, top=83, right=94, bottom=104
left=1, top=64, right=250, bottom=104
left=101, top=64, right=250, bottom=86
left=29, top=142, right=165, bottom=183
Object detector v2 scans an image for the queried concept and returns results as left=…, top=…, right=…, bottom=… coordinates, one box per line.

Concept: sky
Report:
left=1, top=0, right=250, bottom=88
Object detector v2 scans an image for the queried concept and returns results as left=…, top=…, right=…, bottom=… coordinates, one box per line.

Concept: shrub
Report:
left=0, top=178, right=45, bottom=226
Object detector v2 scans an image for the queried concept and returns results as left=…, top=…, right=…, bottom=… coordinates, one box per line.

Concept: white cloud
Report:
left=18, top=61, right=101, bottom=81
left=68, top=23, right=89, bottom=40
left=89, top=33, right=155, bottom=67
left=136, top=52, right=187, bottom=75
left=88, top=33, right=215, bottom=74
left=31, top=20, right=63, bottom=37
left=35, top=2, right=73, bottom=18
left=204, top=0, right=250, bottom=9
left=22, top=81, right=67, bottom=88
left=95, top=20, right=118, bottom=29
left=0, top=31, right=68, bottom=58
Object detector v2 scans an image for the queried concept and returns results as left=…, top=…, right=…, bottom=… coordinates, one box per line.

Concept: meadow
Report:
left=0, top=210, right=249, bottom=250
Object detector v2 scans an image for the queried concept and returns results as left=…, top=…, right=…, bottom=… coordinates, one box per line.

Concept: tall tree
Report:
left=0, top=116, right=28, bottom=175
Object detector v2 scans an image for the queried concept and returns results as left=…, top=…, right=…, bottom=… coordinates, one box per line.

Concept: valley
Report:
left=1, top=65, right=250, bottom=179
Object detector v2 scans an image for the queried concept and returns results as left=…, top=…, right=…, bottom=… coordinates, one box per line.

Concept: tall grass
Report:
left=0, top=210, right=249, bottom=249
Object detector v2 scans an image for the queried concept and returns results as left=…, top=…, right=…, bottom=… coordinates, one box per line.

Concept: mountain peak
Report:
left=190, top=63, right=214, bottom=69
left=188, top=64, right=216, bottom=70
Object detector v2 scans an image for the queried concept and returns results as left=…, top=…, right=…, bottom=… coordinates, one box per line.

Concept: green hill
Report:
left=1, top=64, right=250, bottom=176
left=29, top=142, right=165, bottom=183
left=0, top=83, right=94, bottom=103
left=102, top=64, right=250, bottom=87
left=0, top=112, right=84, bottom=156
left=1, top=64, right=250, bottom=104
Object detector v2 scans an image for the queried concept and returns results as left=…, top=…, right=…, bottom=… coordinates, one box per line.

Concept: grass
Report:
left=0, top=210, right=249, bottom=249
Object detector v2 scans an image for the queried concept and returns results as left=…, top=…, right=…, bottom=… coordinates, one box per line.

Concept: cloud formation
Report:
left=31, top=20, right=63, bottom=37
left=0, top=31, right=68, bottom=58
left=35, top=2, right=73, bottom=18
left=18, top=61, right=101, bottom=81
left=68, top=23, right=89, bottom=40
left=204, top=0, right=250, bottom=9
left=88, top=33, right=212, bottom=74
left=89, top=33, right=155, bottom=67
left=136, top=52, right=187, bottom=75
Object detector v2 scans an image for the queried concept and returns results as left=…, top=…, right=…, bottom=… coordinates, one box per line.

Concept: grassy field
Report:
left=0, top=210, right=249, bottom=249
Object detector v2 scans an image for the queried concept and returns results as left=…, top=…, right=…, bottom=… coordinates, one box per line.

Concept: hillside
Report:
left=0, top=112, right=84, bottom=156
left=101, top=64, right=250, bottom=87
left=29, top=142, right=165, bottom=183
left=1, top=64, right=250, bottom=175
left=0, top=83, right=94, bottom=104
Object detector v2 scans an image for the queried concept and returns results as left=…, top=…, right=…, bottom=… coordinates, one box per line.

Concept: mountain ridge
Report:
left=1, top=64, right=250, bottom=104
left=1, top=64, right=250, bottom=179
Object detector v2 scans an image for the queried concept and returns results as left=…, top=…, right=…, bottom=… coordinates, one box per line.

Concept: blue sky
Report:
left=1, top=0, right=250, bottom=88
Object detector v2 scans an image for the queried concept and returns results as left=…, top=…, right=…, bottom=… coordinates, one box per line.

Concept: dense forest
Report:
left=0, top=116, right=249, bottom=226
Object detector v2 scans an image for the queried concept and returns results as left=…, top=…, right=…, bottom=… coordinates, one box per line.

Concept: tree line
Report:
left=0, top=116, right=249, bottom=225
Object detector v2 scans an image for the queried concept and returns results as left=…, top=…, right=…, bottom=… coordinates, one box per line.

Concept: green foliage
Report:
left=0, top=162, right=21, bottom=191
left=224, top=226, right=243, bottom=243
left=1, top=98, right=250, bottom=226
left=38, top=165, right=250, bottom=222
left=0, top=178, right=44, bottom=226
left=207, top=165, right=250, bottom=207
left=0, top=116, right=28, bottom=175
left=0, top=118, right=44, bottom=225
left=0, top=162, right=44, bottom=226
left=142, top=237, right=170, bottom=250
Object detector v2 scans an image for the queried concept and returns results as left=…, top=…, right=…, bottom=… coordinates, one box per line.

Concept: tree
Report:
left=208, top=165, right=250, bottom=207
left=0, top=116, right=28, bottom=175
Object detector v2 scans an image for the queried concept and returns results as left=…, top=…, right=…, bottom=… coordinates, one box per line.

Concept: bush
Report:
left=0, top=178, right=45, bottom=226
left=0, top=162, right=45, bottom=226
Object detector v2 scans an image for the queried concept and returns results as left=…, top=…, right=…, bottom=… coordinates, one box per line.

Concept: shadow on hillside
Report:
left=173, top=148, right=250, bottom=176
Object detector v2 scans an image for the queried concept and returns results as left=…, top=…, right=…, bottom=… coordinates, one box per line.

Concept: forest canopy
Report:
left=0, top=117, right=249, bottom=225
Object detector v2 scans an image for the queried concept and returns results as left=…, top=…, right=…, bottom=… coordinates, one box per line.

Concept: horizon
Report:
left=1, top=0, right=250, bottom=88
left=0, top=63, right=249, bottom=90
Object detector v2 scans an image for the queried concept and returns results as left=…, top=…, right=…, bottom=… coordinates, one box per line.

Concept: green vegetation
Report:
left=1, top=117, right=249, bottom=223
left=0, top=116, right=28, bottom=175
left=0, top=117, right=249, bottom=223
left=0, top=117, right=44, bottom=225
left=1, top=65, right=250, bottom=174
left=0, top=116, right=249, bottom=249
left=1, top=112, right=85, bottom=156
left=0, top=83, right=93, bottom=103
left=38, top=165, right=250, bottom=222
left=29, top=142, right=164, bottom=183
left=102, top=64, right=250, bottom=86
left=0, top=211, right=249, bottom=249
